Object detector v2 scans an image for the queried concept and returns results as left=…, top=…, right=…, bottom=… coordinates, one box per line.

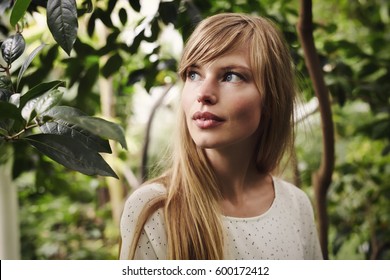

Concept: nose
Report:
left=197, top=78, right=218, bottom=105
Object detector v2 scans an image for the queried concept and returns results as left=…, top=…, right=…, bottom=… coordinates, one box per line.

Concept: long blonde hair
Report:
left=127, top=13, right=297, bottom=259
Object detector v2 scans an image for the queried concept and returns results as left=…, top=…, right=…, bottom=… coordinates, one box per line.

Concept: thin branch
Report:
left=297, top=0, right=335, bottom=259
left=140, top=84, right=174, bottom=182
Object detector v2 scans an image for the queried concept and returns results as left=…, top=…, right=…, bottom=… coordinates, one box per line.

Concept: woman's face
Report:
left=181, top=48, right=262, bottom=151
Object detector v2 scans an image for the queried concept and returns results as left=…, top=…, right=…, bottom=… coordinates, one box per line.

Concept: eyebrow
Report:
left=188, top=64, right=251, bottom=72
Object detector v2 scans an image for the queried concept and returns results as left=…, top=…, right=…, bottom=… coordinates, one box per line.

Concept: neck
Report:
left=205, top=143, right=262, bottom=200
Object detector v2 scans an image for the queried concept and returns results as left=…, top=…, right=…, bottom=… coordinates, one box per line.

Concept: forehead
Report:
left=192, top=47, right=251, bottom=69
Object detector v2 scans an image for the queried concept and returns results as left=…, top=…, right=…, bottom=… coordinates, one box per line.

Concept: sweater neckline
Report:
left=221, top=177, right=279, bottom=221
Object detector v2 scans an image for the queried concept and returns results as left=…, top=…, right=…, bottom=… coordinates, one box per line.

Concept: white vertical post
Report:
left=0, top=145, right=20, bottom=259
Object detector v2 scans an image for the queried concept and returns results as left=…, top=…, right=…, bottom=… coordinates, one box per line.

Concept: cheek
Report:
left=231, top=97, right=262, bottom=125
left=180, top=86, right=193, bottom=116
left=180, top=84, right=194, bottom=112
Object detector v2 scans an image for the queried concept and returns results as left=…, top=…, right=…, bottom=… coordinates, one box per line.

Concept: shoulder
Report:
left=120, top=183, right=166, bottom=232
left=273, top=177, right=314, bottom=214
left=121, top=183, right=166, bottom=221
left=124, top=183, right=166, bottom=207
left=120, top=183, right=167, bottom=259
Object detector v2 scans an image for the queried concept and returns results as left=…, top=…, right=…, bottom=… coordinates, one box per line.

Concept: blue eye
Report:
left=187, top=71, right=200, bottom=81
left=223, top=72, right=244, bottom=82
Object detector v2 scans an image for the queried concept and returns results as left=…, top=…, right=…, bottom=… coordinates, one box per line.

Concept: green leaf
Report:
left=10, top=0, right=32, bottom=26
left=21, top=97, right=37, bottom=123
left=25, top=134, right=118, bottom=178
left=39, top=121, right=112, bottom=153
left=67, top=116, right=127, bottom=149
left=19, top=80, right=65, bottom=109
left=129, top=0, right=141, bottom=12
left=0, top=75, right=13, bottom=91
left=0, top=89, right=12, bottom=102
left=1, top=33, right=26, bottom=65
left=17, top=43, right=47, bottom=92
left=35, top=89, right=63, bottom=116
left=119, top=8, right=128, bottom=25
left=47, top=0, right=78, bottom=55
left=21, top=89, right=63, bottom=122
left=42, top=105, right=85, bottom=119
left=9, top=93, right=21, bottom=107
left=40, top=106, right=111, bottom=153
left=101, top=53, right=123, bottom=78
left=0, top=101, right=24, bottom=122
left=0, top=101, right=24, bottom=132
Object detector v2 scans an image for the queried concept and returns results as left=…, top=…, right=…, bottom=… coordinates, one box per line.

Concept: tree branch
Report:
left=140, top=84, right=174, bottom=181
left=297, top=0, right=335, bottom=259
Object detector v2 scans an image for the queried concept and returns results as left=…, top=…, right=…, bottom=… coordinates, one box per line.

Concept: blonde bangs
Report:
left=179, top=16, right=253, bottom=80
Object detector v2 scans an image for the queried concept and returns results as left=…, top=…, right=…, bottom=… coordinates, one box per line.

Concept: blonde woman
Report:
left=119, top=13, right=323, bottom=260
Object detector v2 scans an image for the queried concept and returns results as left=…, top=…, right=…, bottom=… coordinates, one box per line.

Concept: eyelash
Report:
left=186, top=70, right=199, bottom=81
left=186, top=70, right=247, bottom=82
left=222, top=71, right=246, bottom=82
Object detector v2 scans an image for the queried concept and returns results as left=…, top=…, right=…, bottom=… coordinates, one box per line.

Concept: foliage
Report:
left=17, top=157, right=118, bottom=259
left=0, top=0, right=127, bottom=178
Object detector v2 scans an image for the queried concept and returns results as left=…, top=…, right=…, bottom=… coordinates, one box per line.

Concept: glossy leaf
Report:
left=34, top=89, right=63, bottom=115
left=43, top=105, right=86, bottom=119
left=21, top=97, right=38, bottom=122
left=21, top=89, right=63, bottom=122
left=0, top=75, right=13, bottom=91
left=17, top=43, right=47, bottom=92
left=10, top=0, right=32, bottom=26
left=0, top=89, right=12, bottom=102
left=39, top=121, right=112, bottom=153
left=1, top=33, right=26, bottom=64
left=47, top=0, right=78, bottom=55
left=41, top=106, right=111, bottom=153
left=9, top=93, right=21, bottom=107
left=25, top=134, right=118, bottom=178
left=66, top=116, right=127, bottom=149
left=19, top=80, right=65, bottom=109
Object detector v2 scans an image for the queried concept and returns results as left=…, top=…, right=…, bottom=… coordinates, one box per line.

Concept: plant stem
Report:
left=4, top=123, right=38, bottom=141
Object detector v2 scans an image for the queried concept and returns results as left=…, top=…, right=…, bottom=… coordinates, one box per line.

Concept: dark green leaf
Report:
left=107, top=0, right=116, bottom=13
left=0, top=75, right=13, bottom=91
left=42, top=105, right=86, bottom=119
left=119, top=8, right=128, bottom=25
left=87, top=13, right=96, bottom=37
left=21, top=89, right=63, bottom=122
left=17, top=43, right=47, bottom=92
left=47, top=0, right=78, bottom=55
left=19, top=80, right=65, bottom=109
left=41, top=106, right=111, bottom=153
left=67, top=116, right=127, bottom=149
left=159, top=1, right=178, bottom=25
left=34, top=89, right=63, bottom=115
left=78, top=62, right=99, bottom=95
left=0, top=89, right=12, bottom=102
left=10, top=0, right=32, bottom=26
left=39, top=121, right=112, bottom=153
left=101, top=53, right=123, bottom=78
left=129, top=0, right=141, bottom=12
left=94, top=6, right=114, bottom=28
left=0, top=101, right=24, bottom=122
left=1, top=33, right=26, bottom=64
left=25, top=134, right=118, bottom=178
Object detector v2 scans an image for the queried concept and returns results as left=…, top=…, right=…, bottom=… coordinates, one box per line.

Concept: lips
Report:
left=192, top=111, right=225, bottom=129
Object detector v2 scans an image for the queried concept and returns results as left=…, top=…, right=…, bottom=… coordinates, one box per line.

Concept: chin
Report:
left=193, top=139, right=229, bottom=150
